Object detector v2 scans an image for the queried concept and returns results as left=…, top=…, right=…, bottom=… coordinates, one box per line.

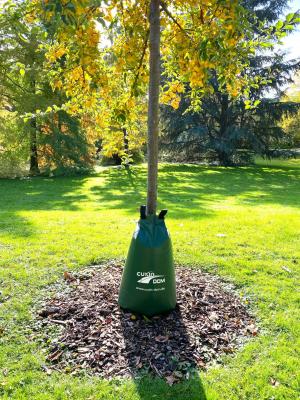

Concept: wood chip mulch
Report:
left=37, top=263, right=257, bottom=383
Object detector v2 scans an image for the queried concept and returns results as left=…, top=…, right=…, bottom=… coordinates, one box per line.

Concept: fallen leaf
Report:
left=208, top=311, right=218, bottom=321
left=47, top=350, right=63, bottom=362
left=63, top=271, right=76, bottom=282
left=135, top=356, right=141, bottom=366
left=246, top=324, right=258, bottom=336
left=155, top=335, right=169, bottom=343
left=166, top=375, right=177, bottom=386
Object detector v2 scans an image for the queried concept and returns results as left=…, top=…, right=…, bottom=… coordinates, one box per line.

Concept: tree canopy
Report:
left=1, top=0, right=299, bottom=180
left=36, top=0, right=291, bottom=115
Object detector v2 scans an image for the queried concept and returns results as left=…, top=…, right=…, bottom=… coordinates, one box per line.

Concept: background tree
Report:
left=281, top=73, right=300, bottom=147
left=160, top=0, right=300, bottom=165
left=0, top=0, right=94, bottom=176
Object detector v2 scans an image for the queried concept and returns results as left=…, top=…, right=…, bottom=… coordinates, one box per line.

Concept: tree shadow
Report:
left=0, top=176, right=89, bottom=212
left=0, top=176, right=89, bottom=237
left=0, top=212, right=35, bottom=238
left=119, top=307, right=207, bottom=400
left=89, top=163, right=300, bottom=219
left=0, top=162, right=299, bottom=237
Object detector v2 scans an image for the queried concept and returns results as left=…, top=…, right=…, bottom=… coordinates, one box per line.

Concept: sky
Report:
left=283, top=0, right=300, bottom=60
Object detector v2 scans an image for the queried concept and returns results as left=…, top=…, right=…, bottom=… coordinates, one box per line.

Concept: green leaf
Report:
left=260, top=42, right=273, bottom=48
left=19, top=68, right=25, bottom=76
left=286, top=13, right=295, bottom=23
left=276, top=20, right=284, bottom=30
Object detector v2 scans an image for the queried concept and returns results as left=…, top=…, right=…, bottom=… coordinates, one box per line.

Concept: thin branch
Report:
left=131, top=29, right=149, bottom=95
left=160, top=1, right=191, bottom=39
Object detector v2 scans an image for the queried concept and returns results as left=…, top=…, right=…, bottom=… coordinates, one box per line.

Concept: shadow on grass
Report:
left=0, top=176, right=89, bottom=237
left=90, top=163, right=300, bottom=218
left=0, top=162, right=299, bottom=236
left=0, top=176, right=89, bottom=212
left=119, top=308, right=207, bottom=400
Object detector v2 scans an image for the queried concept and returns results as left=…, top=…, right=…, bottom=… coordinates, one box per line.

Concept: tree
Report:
left=147, top=0, right=160, bottom=214
left=160, top=0, right=300, bottom=165
left=281, top=73, right=300, bottom=147
left=0, top=0, right=94, bottom=176
left=36, top=0, right=296, bottom=213
left=0, top=1, right=47, bottom=174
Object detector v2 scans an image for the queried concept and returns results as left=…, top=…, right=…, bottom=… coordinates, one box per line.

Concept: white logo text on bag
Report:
left=137, top=271, right=165, bottom=284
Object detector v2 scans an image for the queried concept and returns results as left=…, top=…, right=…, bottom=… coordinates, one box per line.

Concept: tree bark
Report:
left=146, top=0, right=160, bottom=215
left=29, top=117, right=40, bottom=175
left=217, top=94, right=232, bottom=166
left=123, top=127, right=130, bottom=168
left=29, top=75, right=40, bottom=175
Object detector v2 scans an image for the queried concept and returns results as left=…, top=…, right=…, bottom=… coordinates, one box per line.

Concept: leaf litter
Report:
left=36, top=262, right=256, bottom=382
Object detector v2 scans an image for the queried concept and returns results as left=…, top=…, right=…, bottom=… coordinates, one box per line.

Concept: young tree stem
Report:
left=147, top=0, right=160, bottom=215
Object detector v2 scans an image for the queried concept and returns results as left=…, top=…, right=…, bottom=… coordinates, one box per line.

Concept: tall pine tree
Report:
left=161, top=0, right=300, bottom=165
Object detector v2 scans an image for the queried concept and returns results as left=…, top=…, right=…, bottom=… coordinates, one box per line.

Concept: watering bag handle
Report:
left=158, top=209, right=168, bottom=219
left=140, top=206, right=168, bottom=219
left=140, top=205, right=147, bottom=219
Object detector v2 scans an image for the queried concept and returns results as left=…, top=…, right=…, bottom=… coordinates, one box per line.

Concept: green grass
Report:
left=0, top=158, right=299, bottom=400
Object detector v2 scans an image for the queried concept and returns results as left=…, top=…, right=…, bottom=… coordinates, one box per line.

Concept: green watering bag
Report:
left=118, top=206, right=176, bottom=316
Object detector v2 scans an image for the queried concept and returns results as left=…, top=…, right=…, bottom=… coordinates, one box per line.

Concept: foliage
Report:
left=161, top=1, right=300, bottom=165
left=35, top=0, right=298, bottom=129
left=38, top=110, right=93, bottom=174
left=1, top=0, right=300, bottom=174
left=281, top=73, right=300, bottom=146
left=0, top=0, right=96, bottom=176
left=0, top=111, right=28, bottom=177
left=38, top=0, right=252, bottom=106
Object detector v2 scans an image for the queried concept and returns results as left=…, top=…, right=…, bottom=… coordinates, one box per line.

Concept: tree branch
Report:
left=131, top=29, right=149, bottom=95
left=160, top=1, right=191, bottom=39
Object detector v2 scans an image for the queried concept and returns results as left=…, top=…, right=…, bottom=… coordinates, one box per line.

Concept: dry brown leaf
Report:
left=63, top=271, right=76, bottom=282
left=47, top=350, right=63, bottom=362
left=166, top=375, right=177, bottom=386
left=155, top=335, right=169, bottom=343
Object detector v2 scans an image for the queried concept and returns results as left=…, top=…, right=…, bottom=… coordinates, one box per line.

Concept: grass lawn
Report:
left=0, top=158, right=299, bottom=400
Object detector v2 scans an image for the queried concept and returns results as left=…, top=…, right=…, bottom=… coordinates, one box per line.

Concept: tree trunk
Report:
left=29, top=75, right=40, bottom=175
left=217, top=94, right=232, bottom=166
left=29, top=117, right=40, bottom=175
left=146, top=0, right=160, bottom=215
left=123, top=127, right=130, bottom=169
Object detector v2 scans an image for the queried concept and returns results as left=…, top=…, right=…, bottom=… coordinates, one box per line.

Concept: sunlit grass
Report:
left=0, top=159, right=299, bottom=399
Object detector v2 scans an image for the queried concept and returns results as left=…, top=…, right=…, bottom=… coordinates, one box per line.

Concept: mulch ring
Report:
left=36, top=262, right=257, bottom=384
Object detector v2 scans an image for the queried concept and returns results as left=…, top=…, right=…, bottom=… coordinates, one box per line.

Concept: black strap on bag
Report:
left=158, top=209, right=168, bottom=219
left=140, top=205, right=147, bottom=219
